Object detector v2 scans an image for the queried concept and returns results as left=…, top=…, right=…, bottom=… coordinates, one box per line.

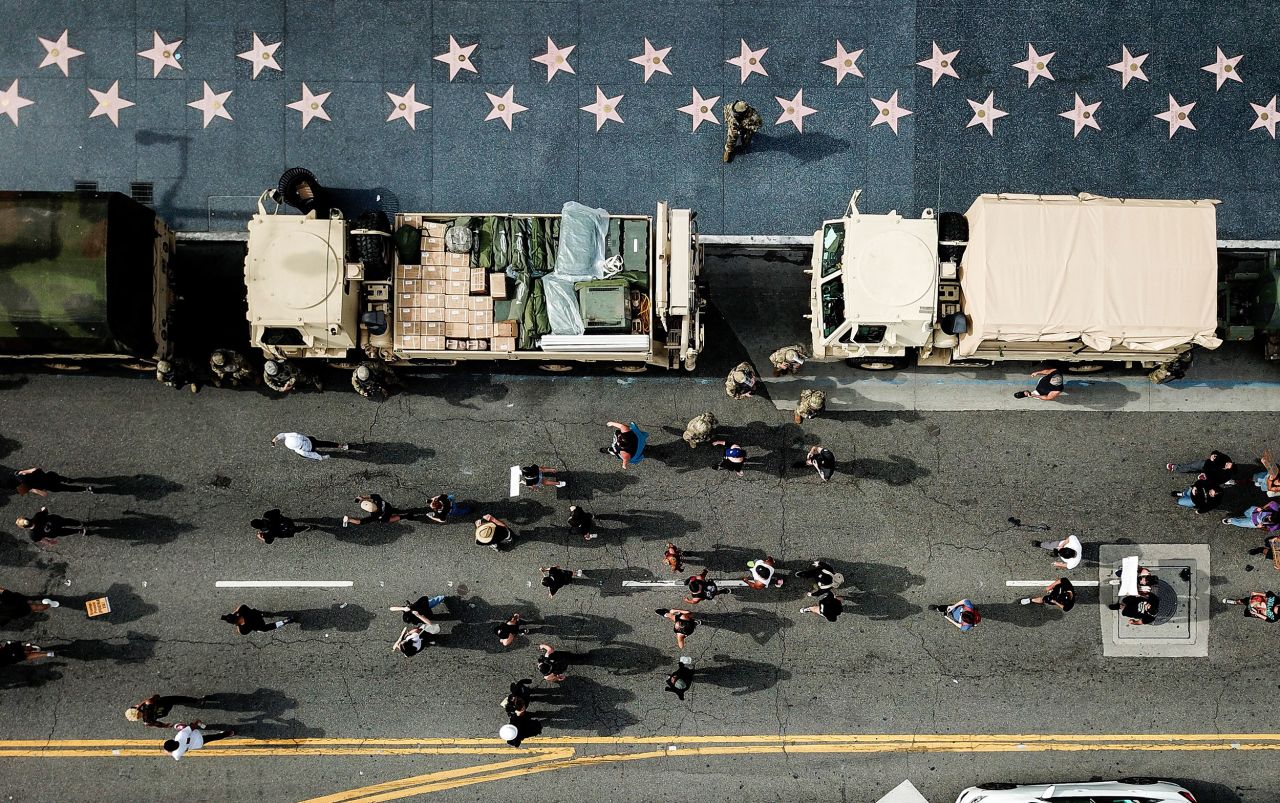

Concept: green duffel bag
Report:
left=394, top=224, right=421, bottom=264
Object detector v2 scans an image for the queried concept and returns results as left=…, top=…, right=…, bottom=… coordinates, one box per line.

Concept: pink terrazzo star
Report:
left=286, top=83, right=331, bottom=129
left=0, top=79, right=34, bottom=125
left=965, top=92, right=1007, bottom=136
left=580, top=86, right=623, bottom=132
left=1155, top=94, right=1196, bottom=138
left=88, top=80, right=134, bottom=127
left=435, top=36, right=478, bottom=81
left=677, top=87, right=720, bottom=132
left=1202, top=46, right=1243, bottom=91
left=727, top=40, right=768, bottom=84
left=1013, top=44, right=1055, bottom=87
left=187, top=81, right=232, bottom=128
left=532, top=37, right=575, bottom=82
left=774, top=89, right=816, bottom=132
left=37, top=29, right=84, bottom=76
left=237, top=33, right=282, bottom=78
left=1251, top=96, right=1279, bottom=138
left=386, top=84, right=430, bottom=129
left=821, top=41, right=863, bottom=85
left=870, top=91, right=911, bottom=134
left=1107, top=46, right=1148, bottom=89
left=628, top=39, right=672, bottom=83
left=917, top=41, right=959, bottom=86
left=1059, top=93, right=1101, bottom=138
left=138, top=31, right=183, bottom=77
left=484, top=86, right=527, bottom=130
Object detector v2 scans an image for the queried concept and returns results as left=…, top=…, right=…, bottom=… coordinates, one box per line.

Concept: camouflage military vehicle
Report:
left=0, top=191, right=175, bottom=361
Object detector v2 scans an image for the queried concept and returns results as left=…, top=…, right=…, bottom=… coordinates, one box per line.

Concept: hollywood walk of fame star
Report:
left=821, top=40, right=864, bottom=85
left=286, top=83, right=331, bottom=129
left=484, top=85, right=527, bottom=130
left=1013, top=43, right=1055, bottom=87
left=88, top=80, right=135, bottom=127
left=1155, top=94, right=1196, bottom=138
left=386, top=84, right=430, bottom=129
left=1059, top=93, right=1101, bottom=138
left=628, top=39, right=672, bottom=83
left=1107, top=46, right=1148, bottom=89
left=435, top=36, right=478, bottom=81
left=677, top=87, right=720, bottom=132
left=1202, top=46, right=1243, bottom=91
left=187, top=81, right=232, bottom=128
left=532, top=37, right=575, bottom=82
left=0, top=79, right=34, bottom=126
left=870, top=91, right=912, bottom=134
left=138, top=31, right=183, bottom=77
left=965, top=91, right=1007, bottom=136
left=237, top=33, right=282, bottom=78
left=1250, top=96, right=1278, bottom=138
left=727, top=39, right=768, bottom=84
left=774, top=89, right=816, bottom=132
left=37, top=29, right=84, bottom=76
left=917, top=41, right=959, bottom=86
left=581, top=86, right=624, bottom=132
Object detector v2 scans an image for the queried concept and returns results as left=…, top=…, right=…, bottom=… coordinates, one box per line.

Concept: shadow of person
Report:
left=537, top=676, right=638, bottom=735
left=977, top=601, right=1063, bottom=628
left=845, top=562, right=927, bottom=621
left=643, top=434, right=716, bottom=474
left=75, top=474, right=184, bottom=501
left=589, top=510, right=702, bottom=544
left=54, top=582, right=159, bottom=625
left=332, top=520, right=418, bottom=547
left=537, top=612, right=633, bottom=642
left=551, top=471, right=640, bottom=502
left=400, top=374, right=510, bottom=410
left=86, top=511, right=194, bottom=545
left=486, top=498, right=555, bottom=528
left=679, top=543, right=761, bottom=573
left=579, top=640, right=667, bottom=677
left=751, top=132, right=851, bottom=162
left=843, top=455, right=930, bottom=486
left=439, top=595, right=543, bottom=654
left=598, top=565, right=664, bottom=597
left=288, top=603, right=376, bottom=633
left=52, top=631, right=157, bottom=664
left=0, top=435, right=19, bottom=459
left=698, top=654, right=792, bottom=695
left=332, top=442, right=435, bottom=465
left=822, top=410, right=923, bottom=427
left=699, top=607, right=794, bottom=645
left=0, top=662, right=62, bottom=689
left=201, top=687, right=326, bottom=738
left=1053, top=380, right=1143, bottom=411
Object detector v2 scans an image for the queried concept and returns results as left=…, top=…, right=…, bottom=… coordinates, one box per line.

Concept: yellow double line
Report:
left=2, top=733, right=1277, bottom=802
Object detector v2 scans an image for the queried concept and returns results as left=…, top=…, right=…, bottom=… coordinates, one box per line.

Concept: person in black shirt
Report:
left=343, top=494, right=403, bottom=527
left=801, top=592, right=845, bottom=622
left=125, top=694, right=207, bottom=728
left=804, top=446, right=836, bottom=482
left=0, top=640, right=54, bottom=666
left=568, top=505, right=598, bottom=541
left=495, top=613, right=526, bottom=647
left=601, top=422, right=642, bottom=468
left=1021, top=577, right=1075, bottom=612
left=796, top=561, right=840, bottom=597
left=220, top=605, right=294, bottom=635
left=0, top=587, right=56, bottom=624
left=683, top=569, right=718, bottom=605
left=1111, top=594, right=1158, bottom=625
left=656, top=608, right=698, bottom=648
left=1014, top=366, right=1064, bottom=401
left=425, top=494, right=472, bottom=524
left=1172, top=477, right=1221, bottom=514
left=536, top=643, right=569, bottom=681
left=14, top=468, right=93, bottom=497
left=14, top=508, right=84, bottom=545
left=665, top=657, right=694, bottom=701
left=540, top=566, right=584, bottom=598
left=251, top=509, right=313, bottom=544
left=1167, top=450, right=1237, bottom=487
left=503, top=679, right=533, bottom=716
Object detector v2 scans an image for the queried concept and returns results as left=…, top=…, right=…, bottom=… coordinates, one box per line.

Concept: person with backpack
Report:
left=519, top=465, right=566, bottom=490
left=502, top=679, right=533, bottom=716
left=724, top=361, right=758, bottom=399
left=743, top=557, right=784, bottom=589
left=931, top=599, right=980, bottom=632
left=1033, top=535, right=1082, bottom=570
left=342, top=494, right=405, bottom=527
left=800, top=591, right=846, bottom=622
left=1020, top=578, right=1076, bottom=612
left=664, top=656, right=694, bottom=700
left=795, top=560, right=841, bottom=597
left=600, top=421, right=647, bottom=469
left=536, top=643, right=569, bottom=682
left=683, top=569, right=718, bottom=605
left=711, top=440, right=747, bottom=477
left=655, top=608, right=698, bottom=649
left=425, top=494, right=470, bottom=524
left=1224, top=500, right=1280, bottom=531
left=567, top=505, right=598, bottom=541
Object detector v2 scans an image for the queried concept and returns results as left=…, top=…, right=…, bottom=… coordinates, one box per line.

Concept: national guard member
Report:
left=682, top=412, right=717, bottom=448
left=155, top=359, right=198, bottom=393
left=724, top=361, right=758, bottom=399
left=722, top=101, right=763, bottom=163
left=768, top=343, right=808, bottom=376
left=209, top=349, right=253, bottom=388
left=793, top=388, right=826, bottom=423
left=351, top=362, right=395, bottom=400
left=264, top=360, right=321, bottom=394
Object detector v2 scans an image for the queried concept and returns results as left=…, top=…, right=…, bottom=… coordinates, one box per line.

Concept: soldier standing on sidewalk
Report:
left=722, top=101, right=763, bottom=163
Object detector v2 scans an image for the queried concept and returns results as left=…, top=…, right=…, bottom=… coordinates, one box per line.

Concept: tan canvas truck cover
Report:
left=956, top=193, right=1223, bottom=358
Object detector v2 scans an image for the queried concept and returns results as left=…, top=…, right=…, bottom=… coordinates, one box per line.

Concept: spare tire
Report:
left=277, top=167, right=325, bottom=215
left=939, top=211, right=968, bottom=244
left=352, top=210, right=391, bottom=281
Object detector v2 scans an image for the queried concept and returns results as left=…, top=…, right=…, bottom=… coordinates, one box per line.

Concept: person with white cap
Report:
left=271, top=432, right=348, bottom=461
left=501, top=711, right=542, bottom=747
left=162, top=722, right=235, bottom=760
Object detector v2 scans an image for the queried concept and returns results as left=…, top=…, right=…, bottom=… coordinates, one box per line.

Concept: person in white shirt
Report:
left=271, top=432, right=348, bottom=461
left=1034, top=535, right=1083, bottom=570
left=162, top=722, right=235, bottom=760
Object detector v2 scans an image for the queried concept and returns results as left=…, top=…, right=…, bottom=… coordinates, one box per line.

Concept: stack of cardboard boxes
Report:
left=393, top=217, right=517, bottom=352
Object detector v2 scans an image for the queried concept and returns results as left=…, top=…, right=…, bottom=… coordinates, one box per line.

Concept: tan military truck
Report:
left=243, top=191, right=703, bottom=378
left=810, top=191, right=1223, bottom=371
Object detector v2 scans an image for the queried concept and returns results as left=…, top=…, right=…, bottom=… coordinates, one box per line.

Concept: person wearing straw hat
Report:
left=474, top=514, right=515, bottom=550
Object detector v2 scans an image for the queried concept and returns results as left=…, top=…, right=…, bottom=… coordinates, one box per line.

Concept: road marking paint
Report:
left=300, top=749, right=575, bottom=803
left=621, top=580, right=750, bottom=588
left=1005, top=580, right=1101, bottom=587
left=214, top=580, right=353, bottom=588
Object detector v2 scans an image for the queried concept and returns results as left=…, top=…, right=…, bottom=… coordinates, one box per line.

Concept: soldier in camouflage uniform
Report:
left=793, top=388, right=826, bottom=424
left=209, top=349, right=254, bottom=388
left=722, top=101, right=763, bottom=163
left=682, top=412, right=717, bottom=448
left=155, top=359, right=199, bottom=393
left=768, top=343, right=808, bottom=376
left=264, top=360, right=322, bottom=394
left=724, top=361, right=758, bottom=400
left=351, top=362, right=396, bottom=401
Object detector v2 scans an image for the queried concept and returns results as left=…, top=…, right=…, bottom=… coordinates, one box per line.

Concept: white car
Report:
left=955, top=779, right=1197, bottom=803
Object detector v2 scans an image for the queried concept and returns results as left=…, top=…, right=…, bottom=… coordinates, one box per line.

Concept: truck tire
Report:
left=1065, top=362, right=1108, bottom=374
left=1118, top=778, right=1159, bottom=786
left=613, top=364, right=648, bottom=374
left=847, top=357, right=907, bottom=371
left=938, top=211, right=968, bottom=244
left=539, top=363, right=574, bottom=373
left=353, top=210, right=390, bottom=280
left=974, top=783, right=1018, bottom=791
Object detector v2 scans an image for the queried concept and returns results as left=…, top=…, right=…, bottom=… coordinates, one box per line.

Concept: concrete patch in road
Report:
left=1098, top=544, right=1210, bottom=658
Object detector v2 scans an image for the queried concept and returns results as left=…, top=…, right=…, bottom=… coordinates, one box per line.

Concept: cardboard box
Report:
left=421, top=336, right=445, bottom=350
left=422, top=236, right=445, bottom=252
left=423, top=262, right=446, bottom=277
left=398, top=293, right=416, bottom=308
left=402, top=214, right=422, bottom=228
left=471, top=308, right=493, bottom=324
left=489, top=273, right=508, bottom=298
left=397, top=320, right=420, bottom=336
left=466, top=339, right=489, bottom=351
left=424, top=307, right=445, bottom=322
left=492, top=336, right=516, bottom=352
left=399, top=307, right=421, bottom=322
left=424, top=279, right=445, bottom=294
left=422, top=221, right=448, bottom=238
left=469, top=296, right=494, bottom=312
left=446, top=265, right=469, bottom=281
left=422, top=293, right=443, bottom=309
left=397, top=279, right=420, bottom=294
left=396, top=335, right=415, bottom=349
left=445, top=280, right=470, bottom=295
left=495, top=319, right=518, bottom=337
left=398, top=265, right=422, bottom=280
left=445, top=294, right=469, bottom=310
left=445, top=252, right=471, bottom=268
left=445, top=308, right=470, bottom=323
left=468, top=322, right=494, bottom=339
left=446, top=338, right=465, bottom=350
left=422, top=322, right=444, bottom=337
left=446, top=321, right=470, bottom=338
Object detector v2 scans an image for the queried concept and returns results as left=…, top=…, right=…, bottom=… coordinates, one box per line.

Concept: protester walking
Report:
left=665, top=656, right=694, bottom=701
left=390, top=595, right=446, bottom=627
left=1166, top=450, right=1237, bottom=487
left=15, top=507, right=85, bottom=545
left=931, top=599, right=980, bottom=632
left=13, top=468, right=93, bottom=497
left=655, top=608, right=698, bottom=649
left=502, top=679, right=533, bottom=716
left=474, top=514, right=516, bottom=550
left=393, top=623, right=437, bottom=657
left=0, top=587, right=58, bottom=623
left=663, top=543, right=684, bottom=573
left=502, top=710, right=542, bottom=747
left=711, top=440, right=747, bottom=477
left=220, top=605, right=294, bottom=635
left=540, top=566, right=585, bottom=598
left=343, top=494, right=405, bottom=527
left=251, top=509, right=312, bottom=544
left=683, top=569, right=718, bottom=605
left=744, top=557, right=784, bottom=589
left=1223, top=500, right=1280, bottom=531
left=536, top=643, right=569, bottom=682
left=126, top=695, right=207, bottom=728
left=519, top=464, right=566, bottom=489
left=0, top=641, right=54, bottom=665
left=1222, top=591, right=1280, bottom=622
left=163, top=722, right=235, bottom=760
left=1020, top=578, right=1076, bottom=612
left=271, top=432, right=348, bottom=460
left=1034, top=535, right=1082, bottom=570
left=495, top=613, right=526, bottom=647
left=800, top=591, right=846, bottom=622
left=568, top=505, right=598, bottom=541
left=1110, top=594, right=1158, bottom=625
left=1013, top=366, right=1063, bottom=400
left=425, top=494, right=470, bottom=524
left=803, top=446, right=836, bottom=482
left=796, top=561, right=841, bottom=597
left=1254, top=448, right=1280, bottom=498
left=601, top=421, right=647, bottom=468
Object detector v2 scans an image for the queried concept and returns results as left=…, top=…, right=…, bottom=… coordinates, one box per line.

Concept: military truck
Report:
left=810, top=191, right=1226, bottom=371
left=0, top=191, right=175, bottom=362
left=243, top=190, right=704, bottom=377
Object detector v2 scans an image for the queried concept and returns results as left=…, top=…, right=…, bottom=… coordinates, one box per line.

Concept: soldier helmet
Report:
left=732, top=100, right=749, bottom=114
left=355, top=365, right=371, bottom=381
left=210, top=352, right=226, bottom=366
left=156, top=360, right=172, bottom=374
left=264, top=360, right=279, bottom=376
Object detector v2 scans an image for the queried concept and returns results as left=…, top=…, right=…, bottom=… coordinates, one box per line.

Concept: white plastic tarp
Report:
left=956, top=193, right=1223, bottom=357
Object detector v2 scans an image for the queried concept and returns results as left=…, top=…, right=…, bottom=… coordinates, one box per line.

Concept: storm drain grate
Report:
left=73, top=180, right=98, bottom=193
left=130, top=181, right=154, bottom=206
